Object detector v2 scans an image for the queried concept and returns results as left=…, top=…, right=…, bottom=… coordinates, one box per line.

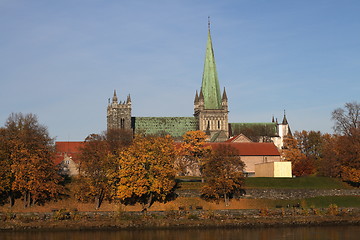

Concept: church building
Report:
left=107, top=22, right=290, bottom=149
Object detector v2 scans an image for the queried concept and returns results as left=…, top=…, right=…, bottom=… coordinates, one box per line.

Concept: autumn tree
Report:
left=332, top=101, right=360, bottom=136
left=76, top=133, right=118, bottom=209
left=176, top=130, right=211, bottom=176
left=201, top=144, right=245, bottom=206
left=0, top=128, right=13, bottom=205
left=317, top=134, right=341, bottom=178
left=2, top=113, right=63, bottom=207
left=320, top=102, right=360, bottom=185
left=294, top=130, right=323, bottom=161
left=281, top=136, right=315, bottom=176
left=117, top=135, right=176, bottom=211
left=106, top=128, right=133, bottom=155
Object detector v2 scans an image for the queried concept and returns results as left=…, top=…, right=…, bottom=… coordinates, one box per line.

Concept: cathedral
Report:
left=107, top=23, right=290, bottom=149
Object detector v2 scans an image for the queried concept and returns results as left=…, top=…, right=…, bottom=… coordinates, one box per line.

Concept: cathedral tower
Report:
left=107, top=90, right=132, bottom=131
left=194, top=21, right=229, bottom=141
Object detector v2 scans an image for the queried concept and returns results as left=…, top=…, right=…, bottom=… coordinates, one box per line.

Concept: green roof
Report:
left=133, top=117, right=198, bottom=139
left=229, top=122, right=278, bottom=137
left=201, top=28, right=222, bottom=109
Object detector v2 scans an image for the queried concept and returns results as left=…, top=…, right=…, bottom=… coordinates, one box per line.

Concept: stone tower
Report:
left=107, top=90, right=132, bottom=130
left=194, top=21, right=229, bottom=141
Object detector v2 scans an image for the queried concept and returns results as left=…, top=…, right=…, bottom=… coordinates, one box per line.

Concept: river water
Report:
left=1, top=226, right=359, bottom=240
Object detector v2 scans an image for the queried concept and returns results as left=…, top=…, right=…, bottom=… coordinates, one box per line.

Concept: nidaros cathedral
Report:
left=107, top=22, right=290, bottom=149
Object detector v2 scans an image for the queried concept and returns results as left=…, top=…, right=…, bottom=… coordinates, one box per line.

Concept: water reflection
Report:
left=1, top=226, right=359, bottom=240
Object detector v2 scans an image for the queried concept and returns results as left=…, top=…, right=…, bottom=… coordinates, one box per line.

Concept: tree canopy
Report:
left=201, top=144, right=245, bottom=206
left=117, top=135, right=177, bottom=211
left=0, top=113, right=63, bottom=207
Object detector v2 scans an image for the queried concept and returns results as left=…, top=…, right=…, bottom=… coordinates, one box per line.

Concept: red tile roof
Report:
left=56, top=141, right=83, bottom=153
left=206, top=142, right=280, bottom=156
left=54, top=141, right=84, bottom=165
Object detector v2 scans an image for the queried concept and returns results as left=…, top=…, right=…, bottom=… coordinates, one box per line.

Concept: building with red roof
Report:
left=55, top=141, right=83, bottom=176
left=206, top=142, right=281, bottom=176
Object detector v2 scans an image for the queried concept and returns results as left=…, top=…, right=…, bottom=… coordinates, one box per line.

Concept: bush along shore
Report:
left=1, top=206, right=360, bottom=231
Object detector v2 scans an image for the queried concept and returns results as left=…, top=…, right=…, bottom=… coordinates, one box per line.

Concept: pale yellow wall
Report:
left=255, top=161, right=292, bottom=178
left=241, top=156, right=281, bottom=173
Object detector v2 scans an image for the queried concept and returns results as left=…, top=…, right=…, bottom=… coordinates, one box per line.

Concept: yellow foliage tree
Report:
left=176, top=130, right=211, bottom=176
left=117, top=135, right=176, bottom=211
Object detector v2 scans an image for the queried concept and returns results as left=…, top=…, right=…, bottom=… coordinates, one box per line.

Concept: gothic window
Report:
left=120, top=118, right=125, bottom=129
left=218, top=120, right=220, bottom=129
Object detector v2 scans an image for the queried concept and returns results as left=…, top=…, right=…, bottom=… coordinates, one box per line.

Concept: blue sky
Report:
left=1, top=0, right=359, bottom=141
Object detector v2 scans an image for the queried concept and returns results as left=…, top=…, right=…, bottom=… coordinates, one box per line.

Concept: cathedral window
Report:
left=120, top=118, right=125, bottom=129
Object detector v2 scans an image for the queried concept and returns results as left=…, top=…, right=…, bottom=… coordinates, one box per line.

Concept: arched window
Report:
left=120, top=118, right=125, bottom=129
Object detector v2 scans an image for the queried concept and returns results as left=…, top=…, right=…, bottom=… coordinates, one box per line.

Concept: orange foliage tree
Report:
left=176, top=130, right=211, bottom=176
left=117, top=135, right=176, bottom=211
left=281, top=136, right=315, bottom=176
left=0, top=128, right=13, bottom=205
left=76, top=133, right=118, bottom=209
left=2, top=113, right=63, bottom=207
left=201, top=144, right=245, bottom=206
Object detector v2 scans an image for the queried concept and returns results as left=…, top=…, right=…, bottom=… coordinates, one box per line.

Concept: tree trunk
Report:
left=142, top=193, right=153, bottom=212
left=8, top=192, right=14, bottom=208
left=95, top=190, right=105, bottom=210
left=23, top=191, right=28, bottom=208
left=224, top=192, right=229, bottom=206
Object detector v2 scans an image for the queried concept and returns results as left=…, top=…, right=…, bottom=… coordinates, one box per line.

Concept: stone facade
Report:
left=106, top=24, right=291, bottom=147
left=107, top=90, right=132, bottom=131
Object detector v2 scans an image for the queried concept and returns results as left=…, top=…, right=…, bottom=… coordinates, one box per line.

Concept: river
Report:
left=1, top=225, right=359, bottom=240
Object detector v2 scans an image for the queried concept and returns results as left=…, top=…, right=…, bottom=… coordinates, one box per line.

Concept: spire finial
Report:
left=208, top=16, right=211, bottom=30
left=112, top=89, right=118, bottom=103
left=282, top=110, right=288, bottom=125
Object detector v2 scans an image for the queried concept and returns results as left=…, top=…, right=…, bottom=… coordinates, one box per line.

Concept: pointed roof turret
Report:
left=282, top=110, right=288, bottom=125
left=272, top=115, right=275, bottom=123
left=201, top=18, right=222, bottom=109
left=222, top=87, right=228, bottom=101
left=199, top=89, right=204, bottom=102
left=112, top=90, right=118, bottom=103
left=126, top=94, right=131, bottom=104
left=194, top=90, right=199, bottom=104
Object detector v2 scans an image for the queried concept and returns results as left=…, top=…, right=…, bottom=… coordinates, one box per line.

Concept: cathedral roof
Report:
left=229, top=122, right=278, bottom=137
left=201, top=22, right=222, bottom=110
left=133, top=117, right=198, bottom=139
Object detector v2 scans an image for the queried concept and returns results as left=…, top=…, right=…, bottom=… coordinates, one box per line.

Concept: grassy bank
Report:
left=176, top=176, right=353, bottom=190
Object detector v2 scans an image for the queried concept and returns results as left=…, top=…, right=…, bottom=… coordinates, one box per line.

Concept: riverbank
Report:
left=1, top=208, right=360, bottom=231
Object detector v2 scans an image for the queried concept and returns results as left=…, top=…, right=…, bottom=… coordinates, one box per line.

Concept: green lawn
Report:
left=244, top=176, right=353, bottom=189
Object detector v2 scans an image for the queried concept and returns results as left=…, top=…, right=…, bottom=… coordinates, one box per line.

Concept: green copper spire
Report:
left=201, top=19, right=222, bottom=109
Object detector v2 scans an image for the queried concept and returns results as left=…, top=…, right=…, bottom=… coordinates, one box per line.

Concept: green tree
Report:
left=117, top=135, right=176, bottom=211
left=201, top=144, right=245, bottom=206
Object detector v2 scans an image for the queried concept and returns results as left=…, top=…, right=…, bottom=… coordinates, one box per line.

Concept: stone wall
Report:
left=176, top=188, right=360, bottom=199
